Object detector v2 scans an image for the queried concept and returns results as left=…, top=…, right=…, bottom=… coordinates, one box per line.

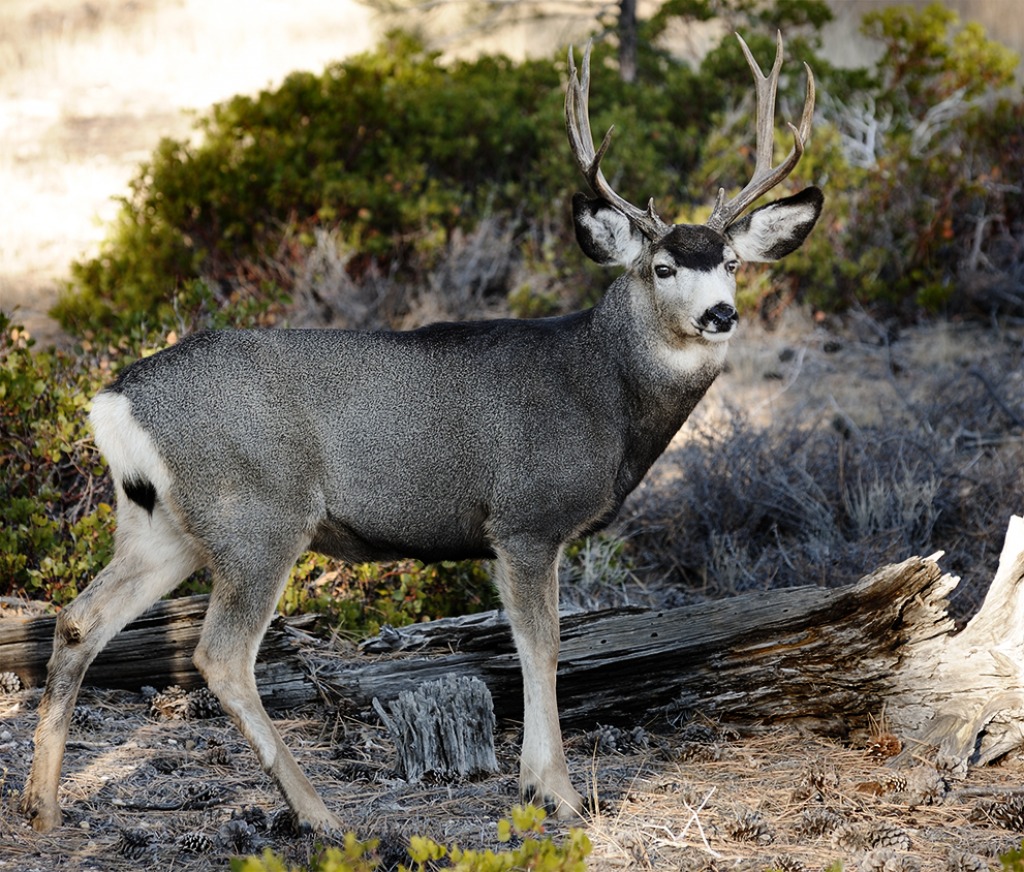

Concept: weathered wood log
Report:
left=325, top=558, right=949, bottom=729
left=319, top=516, right=1024, bottom=769
left=887, top=514, right=1024, bottom=766
left=0, top=595, right=319, bottom=710
left=5, top=517, right=1024, bottom=770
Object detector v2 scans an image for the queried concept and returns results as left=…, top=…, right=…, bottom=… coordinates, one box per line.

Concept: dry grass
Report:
left=621, top=311, right=1024, bottom=619
left=4, top=684, right=1024, bottom=871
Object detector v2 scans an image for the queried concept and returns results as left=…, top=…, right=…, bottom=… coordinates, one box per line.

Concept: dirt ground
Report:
left=3, top=678, right=1024, bottom=871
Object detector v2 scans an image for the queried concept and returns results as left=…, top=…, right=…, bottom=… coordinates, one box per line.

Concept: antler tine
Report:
left=566, top=43, right=670, bottom=240
left=706, top=31, right=816, bottom=233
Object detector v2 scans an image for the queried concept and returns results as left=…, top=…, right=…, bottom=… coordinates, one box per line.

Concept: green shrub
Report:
left=281, top=555, right=497, bottom=638
left=811, top=2, right=1022, bottom=315
left=52, top=23, right=799, bottom=340
left=230, top=805, right=591, bottom=872
left=55, top=32, right=574, bottom=337
left=51, top=3, right=1024, bottom=337
left=0, top=314, right=123, bottom=602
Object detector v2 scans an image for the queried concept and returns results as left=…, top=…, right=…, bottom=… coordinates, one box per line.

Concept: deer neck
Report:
left=594, top=273, right=730, bottom=408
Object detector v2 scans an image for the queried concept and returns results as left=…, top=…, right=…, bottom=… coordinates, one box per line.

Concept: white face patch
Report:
left=650, top=247, right=738, bottom=343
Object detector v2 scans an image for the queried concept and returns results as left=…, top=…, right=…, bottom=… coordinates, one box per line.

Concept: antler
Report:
left=705, top=31, right=815, bottom=233
left=565, top=43, right=671, bottom=241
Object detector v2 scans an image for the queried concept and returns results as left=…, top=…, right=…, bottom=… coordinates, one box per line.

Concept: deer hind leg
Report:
left=22, top=501, right=202, bottom=832
left=494, top=545, right=584, bottom=820
left=193, top=547, right=342, bottom=835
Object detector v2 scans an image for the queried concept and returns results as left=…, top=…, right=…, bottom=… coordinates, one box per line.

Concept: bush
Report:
left=625, top=368, right=1023, bottom=620
left=803, top=2, right=1023, bottom=315
left=53, top=12, right=846, bottom=340
left=52, top=5, right=1024, bottom=339
left=0, top=313, right=119, bottom=602
left=230, top=805, right=591, bottom=872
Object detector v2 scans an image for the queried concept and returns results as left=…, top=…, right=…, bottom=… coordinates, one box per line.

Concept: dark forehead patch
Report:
left=655, top=224, right=728, bottom=272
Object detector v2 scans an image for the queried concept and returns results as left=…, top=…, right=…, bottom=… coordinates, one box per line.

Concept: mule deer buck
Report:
left=23, top=33, right=821, bottom=833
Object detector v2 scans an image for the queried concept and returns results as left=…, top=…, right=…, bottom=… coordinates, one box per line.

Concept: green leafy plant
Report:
left=1003, top=840, right=1024, bottom=871
left=0, top=314, right=118, bottom=602
left=230, top=805, right=591, bottom=872
left=280, top=555, right=497, bottom=637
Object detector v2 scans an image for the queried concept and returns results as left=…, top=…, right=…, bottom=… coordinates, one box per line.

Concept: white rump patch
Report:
left=90, top=392, right=173, bottom=498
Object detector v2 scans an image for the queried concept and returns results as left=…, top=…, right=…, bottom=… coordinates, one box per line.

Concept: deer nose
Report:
left=698, top=303, right=738, bottom=333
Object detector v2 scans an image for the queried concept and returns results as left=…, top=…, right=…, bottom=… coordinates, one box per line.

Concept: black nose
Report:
left=699, top=303, right=738, bottom=332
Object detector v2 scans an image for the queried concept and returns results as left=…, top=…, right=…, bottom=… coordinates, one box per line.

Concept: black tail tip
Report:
left=122, top=477, right=157, bottom=515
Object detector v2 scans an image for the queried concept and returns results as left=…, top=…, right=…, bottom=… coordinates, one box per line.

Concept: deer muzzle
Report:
left=697, top=302, right=739, bottom=335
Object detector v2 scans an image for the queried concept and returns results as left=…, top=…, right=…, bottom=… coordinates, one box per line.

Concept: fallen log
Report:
left=0, top=595, right=320, bottom=710
left=321, top=516, right=1024, bottom=768
left=4, top=517, right=1023, bottom=769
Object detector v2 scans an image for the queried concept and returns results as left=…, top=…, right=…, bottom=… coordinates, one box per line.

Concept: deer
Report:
left=22, top=32, right=821, bottom=834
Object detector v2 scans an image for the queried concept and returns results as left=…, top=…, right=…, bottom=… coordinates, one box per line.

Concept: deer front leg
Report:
left=494, top=547, right=584, bottom=819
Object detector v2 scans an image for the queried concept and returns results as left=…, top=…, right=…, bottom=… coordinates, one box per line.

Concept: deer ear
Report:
left=572, top=193, right=646, bottom=267
left=725, top=186, right=823, bottom=263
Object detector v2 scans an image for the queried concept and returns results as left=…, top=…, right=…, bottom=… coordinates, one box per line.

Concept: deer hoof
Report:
left=22, top=796, right=62, bottom=833
left=522, top=782, right=585, bottom=820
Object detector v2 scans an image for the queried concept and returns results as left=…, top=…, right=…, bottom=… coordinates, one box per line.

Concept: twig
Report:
left=650, top=787, right=722, bottom=858
left=968, top=367, right=1024, bottom=429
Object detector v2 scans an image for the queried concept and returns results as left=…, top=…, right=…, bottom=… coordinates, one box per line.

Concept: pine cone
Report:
left=945, top=849, right=990, bottom=872
left=217, top=818, right=259, bottom=854
left=935, top=754, right=969, bottom=781
left=865, top=733, right=902, bottom=760
left=0, top=671, right=22, bottom=694
left=858, top=848, right=920, bottom=872
left=677, top=740, right=722, bottom=763
left=832, top=822, right=872, bottom=852
left=589, top=724, right=624, bottom=755
left=70, top=705, right=103, bottom=731
left=728, top=810, right=774, bottom=845
left=180, top=782, right=223, bottom=809
left=981, top=794, right=1024, bottom=831
left=870, top=822, right=911, bottom=851
left=878, top=771, right=908, bottom=794
left=150, top=685, right=190, bottom=720
left=798, top=807, right=846, bottom=839
left=793, top=760, right=839, bottom=801
left=769, top=856, right=807, bottom=872
left=901, top=766, right=947, bottom=806
left=270, top=808, right=303, bottom=838
left=204, top=742, right=232, bottom=766
left=116, top=827, right=157, bottom=860
left=178, top=831, right=214, bottom=853
left=678, top=723, right=719, bottom=745
left=232, top=805, right=268, bottom=832
left=187, top=687, right=223, bottom=719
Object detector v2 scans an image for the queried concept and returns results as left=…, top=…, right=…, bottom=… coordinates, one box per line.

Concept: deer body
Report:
left=23, top=34, right=822, bottom=833
left=102, top=288, right=723, bottom=567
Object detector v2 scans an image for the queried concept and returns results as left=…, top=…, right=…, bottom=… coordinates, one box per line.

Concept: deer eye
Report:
left=654, top=264, right=676, bottom=279
left=725, top=260, right=740, bottom=276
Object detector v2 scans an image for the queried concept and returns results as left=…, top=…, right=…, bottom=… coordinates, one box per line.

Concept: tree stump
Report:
left=372, top=674, right=499, bottom=783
